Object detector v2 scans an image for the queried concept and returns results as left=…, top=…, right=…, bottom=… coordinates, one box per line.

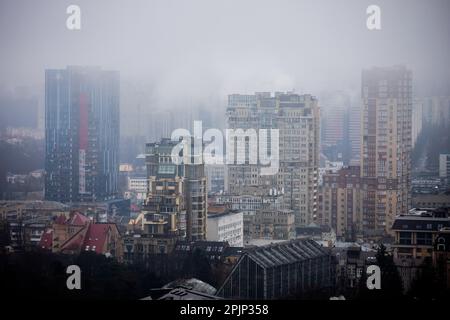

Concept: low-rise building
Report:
left=412, top=193, right=450, bottom=209
left=0, top=201, right=69, bottom=250
left=333, top=243, right=377, bottom=295
left=207, top=205, right=243, bottom=247
left=39, top=211, right=123, bottom=261
left=391, top=207, right=450, bottom=291
left=433, top=228, right=450, bottom=289
left=245, top=208, right=295, bottom=241
left=173, top=240, right=230, bottom=262
left=297, top=224, right=336, bottom=247
left=122, top=233, right=177, bottom=266
left=217, top=239, right=335, bottom=299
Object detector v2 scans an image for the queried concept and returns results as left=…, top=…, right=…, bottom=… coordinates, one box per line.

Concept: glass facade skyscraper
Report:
left=45, top=66, right=120, bottom=203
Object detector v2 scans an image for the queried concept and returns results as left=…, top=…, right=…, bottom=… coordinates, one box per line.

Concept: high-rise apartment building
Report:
left=320, top=91, right=351, bottom=163
left=360, top=66, right=412, bottom=237
left=348, top=94, right=362, bottom=165
left=45, top=66, right=120, bottom=203
left=226, top=92, right=320, bottom=228
left=184, top=160, right=208, bottom=241
left=143, top=139, right=186, bottom=238
left=422, top=96, right=450, bottom=126
left=143, top=138, right=207, bottom=241
left=321, top=166, right=361, bottom=240
left=412, top=98, right=423, bottom=147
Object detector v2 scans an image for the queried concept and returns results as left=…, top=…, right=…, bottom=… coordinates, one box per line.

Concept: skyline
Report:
left=1, top=0, right=450, bottom=137
left=1, top=0, right=450, bottom=303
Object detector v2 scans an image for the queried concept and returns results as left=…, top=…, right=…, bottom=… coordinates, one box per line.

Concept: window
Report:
left=399, top=232, right=412, bottom=245
left=416, top=233, right=432, bottom=246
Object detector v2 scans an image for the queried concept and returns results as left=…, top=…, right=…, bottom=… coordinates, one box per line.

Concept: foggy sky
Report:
left=1, top=0, right=449, bottom=135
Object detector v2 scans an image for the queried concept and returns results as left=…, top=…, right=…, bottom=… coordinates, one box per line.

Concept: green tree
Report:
left=408, top=257, right=448, bottom=300
left=181, top=248, right=213, bottom=284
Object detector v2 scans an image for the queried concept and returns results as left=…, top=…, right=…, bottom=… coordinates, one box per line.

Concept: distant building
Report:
left=0, top=201, right=69, bottom=250
left=439, top=154, right=450, bottom=184
left=348, top=96, right=361, bottom=164
left=318, top=160, right=344, bottom=186
left=320, top=91, right=351, bottom=163
left=412, top=99, right=423, bottom=147
left=69, top=198, right=131, bottom=219
left=217, top=239, right=335, bottom=299
left=296, top=224, right=336, bottom=247
left=320, top=166, right=361, bottom=240
left=0, top=201, right=68, bottom=220
left=126, top=176, right=148, bottom=201
left=45, top=66, right=120, bottom=203
left=422, top=96, right=450, bottom=126
left=412, top=193, right=450, bottom=209
left=226, top=92, right=320, bottom=227
left=245, top=208, right=295, bottom=242
left=411, top=177, right=442, bottom=195
left=212, top=192, right=291, bottom=241
left=360, top=66, right=412, bottom=238
left=213, top=193, right=284, bottom=215
left=205, top=164, right=227, bottom=194
left=207, top=205, right=243, bottom=247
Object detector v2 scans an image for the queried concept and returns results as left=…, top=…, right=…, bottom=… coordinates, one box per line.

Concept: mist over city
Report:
left=0, top=0, right=450, bottom=307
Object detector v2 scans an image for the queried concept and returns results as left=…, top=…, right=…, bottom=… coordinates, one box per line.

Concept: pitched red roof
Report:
left=69, top=212, right=91, bottom=226
left=39, top=229, right=53, bottom=250
left=82, top=223, right=117, bottom=254
left=54, top=214, right=68, bottom=225
left=59, top=226, right=89, bottom=253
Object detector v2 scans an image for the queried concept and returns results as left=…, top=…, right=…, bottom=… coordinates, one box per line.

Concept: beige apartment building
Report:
left=360, top=66, right=412, bottom=238
left=226, top=92, right=320, bottom=228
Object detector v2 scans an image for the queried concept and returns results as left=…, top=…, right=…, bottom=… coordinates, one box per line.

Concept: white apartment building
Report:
left=207, top=207, right=244, bottom=247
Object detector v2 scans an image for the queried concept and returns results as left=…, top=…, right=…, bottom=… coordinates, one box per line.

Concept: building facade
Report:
left=321, top=166, right=362, bottom=241
left=207, top=206, right=243, bottom=247
left=245, top=208, right=295, bottom=241
left=320, top=91, right=351, bottom=163
left=142, top=138, right=207, bottom=241
left=439, top=154, right=450, bottom=184
left=391, top=207, right=450, bottom=291
left=217, top=239, right=335, bottom=299
left=45, top=66, right=120, bottom=203
left=412, top=98, right=423, bottom=147
left=360, top=66, right=412, bottom=238
left=39, top=211, right=123, bottom=261
left=226, top=92, right=320, bottom=228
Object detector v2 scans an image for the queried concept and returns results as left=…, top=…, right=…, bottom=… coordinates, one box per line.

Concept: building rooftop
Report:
left=142, top=287, right=222, bottom=300
left=392, top=207, right=450, bottom=231
left=243, top=238, right=329, bottom=268
left=207, top=205, right=241, bottom=218
left=163, top=278, right=217, bottom=295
